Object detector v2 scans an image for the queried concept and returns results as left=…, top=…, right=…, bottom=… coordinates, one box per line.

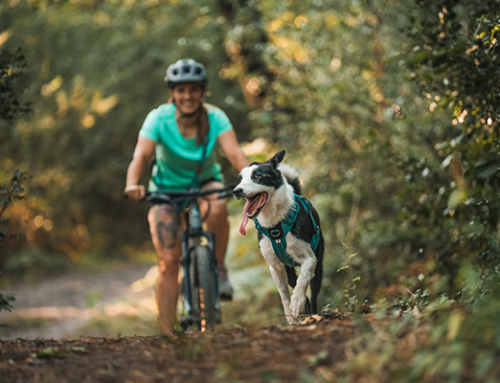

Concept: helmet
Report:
left=164, top=59, right=207, bottom=88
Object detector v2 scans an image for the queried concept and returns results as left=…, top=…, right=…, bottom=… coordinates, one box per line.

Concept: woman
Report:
left=125, top=59, right=249, bottom=334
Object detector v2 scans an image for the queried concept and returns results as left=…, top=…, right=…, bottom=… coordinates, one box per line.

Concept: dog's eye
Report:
left=237, top=175, right=242, bottom=183
left=251, top=173, right=261, bottom=181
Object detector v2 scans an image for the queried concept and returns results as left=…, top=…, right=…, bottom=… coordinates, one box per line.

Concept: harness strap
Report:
left=253, top=194, right=320, bottom=267
left=296, top=195, right=321, bottom=252
left=254, top=199, right=299, bottom=267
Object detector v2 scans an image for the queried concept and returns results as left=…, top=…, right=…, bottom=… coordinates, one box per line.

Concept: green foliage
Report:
left=0, top=170, right=23, bottom=312
left=339, top=268, right=500, bottom=383
left=405, top=0, right=500, bottom=137
left=0, top=42, right=31, bottom=313
left=0, top=289, right=15, bottom=313
left=0, top=170, right=27, bottom=241
left=0, top=0, right=253, bottom=260
left=0, top=45, right=31, bottom=121
left=337, top=245, right=361, bottom=310
left=1, top=0, right=493, bottom=303
left=1, top=3, right=500, bottom=374
left=241, top=0, right=448, bottom=304
left=35, top=346, right=87, bottom=359
left=401, top=0, right=500, bottom=277
left=2, top=247, right=69, bottom=283
left=331, top=1, right=500, bottom=381
left=232, top=0, right=500, bottom=306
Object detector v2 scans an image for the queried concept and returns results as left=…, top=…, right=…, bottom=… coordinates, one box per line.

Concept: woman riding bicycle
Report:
left=125, top=58, right=249, bottom=334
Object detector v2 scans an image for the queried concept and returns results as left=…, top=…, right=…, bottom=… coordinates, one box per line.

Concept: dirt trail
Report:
left=0, top=319, right=355, bottom=383
left=0, top=264, right=156, bottom=340
left=0, top=263, right=357, bottom=382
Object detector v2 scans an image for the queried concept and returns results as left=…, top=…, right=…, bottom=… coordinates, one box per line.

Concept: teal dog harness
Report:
left=253, top=194, right=320, bottom=267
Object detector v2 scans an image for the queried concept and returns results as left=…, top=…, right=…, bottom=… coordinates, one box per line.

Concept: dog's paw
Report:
left=290, top=293, right=307, bottom=319
left=286, top=316, right=299, bottom=325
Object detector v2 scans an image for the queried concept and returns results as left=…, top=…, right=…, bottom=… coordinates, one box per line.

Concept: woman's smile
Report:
left=171, top=83, right=204, bottom=115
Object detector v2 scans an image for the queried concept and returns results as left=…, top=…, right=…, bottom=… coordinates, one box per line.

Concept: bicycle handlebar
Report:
left=123, top=186, right=235, bottom=203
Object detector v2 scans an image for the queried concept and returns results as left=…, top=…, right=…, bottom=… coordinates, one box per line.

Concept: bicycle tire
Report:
left=194, top=245, right=218, bottom=330
left=189, top=251, right=202, bottom=330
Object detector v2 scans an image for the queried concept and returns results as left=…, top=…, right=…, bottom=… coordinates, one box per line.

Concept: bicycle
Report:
left=141, top=186, right=234, bottom=332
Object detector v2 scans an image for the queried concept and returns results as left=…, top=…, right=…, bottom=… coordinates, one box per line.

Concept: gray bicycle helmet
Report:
left=165, top=59, right=207, bottom=88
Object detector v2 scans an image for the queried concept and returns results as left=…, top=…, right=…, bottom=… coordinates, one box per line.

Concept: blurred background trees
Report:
left=1, top=42, right=31, bottom=310
left=1, top=0, right=499, bottom=311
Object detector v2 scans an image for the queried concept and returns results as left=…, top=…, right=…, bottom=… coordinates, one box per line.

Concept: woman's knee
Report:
left=205, top=198, right=228, bottom=225
left=157, top=254, right=181, bottom=276
left=199, top=181, right=228, bottom=222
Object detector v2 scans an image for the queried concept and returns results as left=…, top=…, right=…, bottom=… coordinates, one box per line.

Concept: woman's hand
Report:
left=124, top=185, right=146, bottom=202
left=125, top=137, right=156, bottom=202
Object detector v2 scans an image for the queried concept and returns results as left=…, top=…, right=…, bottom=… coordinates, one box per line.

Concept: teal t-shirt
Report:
left=139, top=103, right=233, bottom=191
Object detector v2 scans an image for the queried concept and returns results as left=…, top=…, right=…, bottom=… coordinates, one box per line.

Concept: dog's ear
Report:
left=270, top=150, right=286, bottom=168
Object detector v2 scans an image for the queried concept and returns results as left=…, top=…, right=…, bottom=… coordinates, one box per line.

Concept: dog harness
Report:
left=253, top=194, right=320, bottom=267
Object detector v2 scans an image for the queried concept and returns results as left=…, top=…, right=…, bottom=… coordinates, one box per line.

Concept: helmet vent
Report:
left=195, top=67, right=202, bottom=74
left=182, top=66, right=190, bottom=74
left=173, top=69, right=179, bottom=75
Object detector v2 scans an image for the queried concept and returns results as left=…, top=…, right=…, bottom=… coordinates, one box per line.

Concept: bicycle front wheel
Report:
left=194, top=245, right=218, bottom=330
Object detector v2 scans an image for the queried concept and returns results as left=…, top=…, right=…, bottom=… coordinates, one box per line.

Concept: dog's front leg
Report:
left=290, top=254, right=316, bottom=319
left=268, top=263, right=298, bottom=325
left=261, top=239, right=298, bottom=324
left=261, top=241, right=297, bottom=324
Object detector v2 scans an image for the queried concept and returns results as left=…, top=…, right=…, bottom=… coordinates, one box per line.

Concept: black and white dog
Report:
left=233, top=150, right=324, bottom=324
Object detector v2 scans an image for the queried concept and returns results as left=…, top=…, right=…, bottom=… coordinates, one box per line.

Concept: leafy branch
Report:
left=338, top=243, right=361, bottom=311
left=0, top=46, right=32, bottom=121
left=0, top=170, right=27, bottom=241
left=0, top=171, right=27, bottom=314
left=0, top=288, right=15, bottom=314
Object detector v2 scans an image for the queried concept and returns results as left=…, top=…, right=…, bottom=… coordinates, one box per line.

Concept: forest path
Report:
left=0, top=264, right=356, bottom=383
left=0, top=263, right=157, bottom=340
left=0, top=317, right=355, bottom=383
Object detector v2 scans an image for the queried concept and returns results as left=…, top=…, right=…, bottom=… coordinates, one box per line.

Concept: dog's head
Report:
left=233, top=150, right=287, bottom=234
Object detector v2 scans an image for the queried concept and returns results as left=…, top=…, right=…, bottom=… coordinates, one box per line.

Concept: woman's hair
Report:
left=168, top=97, right=209, bottom=146
left=196, top=103, right=210, bottom=146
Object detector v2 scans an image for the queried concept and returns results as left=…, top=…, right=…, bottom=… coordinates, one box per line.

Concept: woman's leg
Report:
left=199, top=181, right=232, bottom=299
left=199, top=181, right=229, bottom=265
left=148, top=204, right=183, bottom=334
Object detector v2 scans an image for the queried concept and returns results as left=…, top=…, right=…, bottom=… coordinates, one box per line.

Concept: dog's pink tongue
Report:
left=239, top=199, right=251, bottom=235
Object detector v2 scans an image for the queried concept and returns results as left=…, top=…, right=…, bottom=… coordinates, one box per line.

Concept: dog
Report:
left=233, top=150, right=324, bottom=324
